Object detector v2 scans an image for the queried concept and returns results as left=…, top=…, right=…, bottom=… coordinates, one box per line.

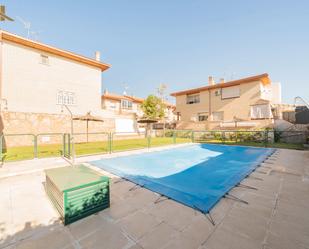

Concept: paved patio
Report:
left=0, top=147, right=308, bottom=249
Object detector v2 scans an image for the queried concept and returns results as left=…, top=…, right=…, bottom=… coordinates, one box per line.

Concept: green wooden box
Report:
left=45, top=165, right=110, bottom=225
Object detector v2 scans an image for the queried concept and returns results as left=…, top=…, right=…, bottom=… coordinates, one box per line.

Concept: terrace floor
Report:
left=0, top=146, right=308, bottom=249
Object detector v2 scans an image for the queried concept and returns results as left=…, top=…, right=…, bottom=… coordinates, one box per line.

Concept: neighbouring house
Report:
left=102, top=91, right=176, bottom=133
left=101, top=91, right=144, bottom=133
left=0, top=30, right=111, bottom=145
left=171, top=73, right=284, bottom=130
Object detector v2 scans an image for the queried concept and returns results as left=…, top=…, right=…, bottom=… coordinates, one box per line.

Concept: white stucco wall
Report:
left=270, top=82, right=282, bottom=104
left=1, top=40, right=102, bottom=116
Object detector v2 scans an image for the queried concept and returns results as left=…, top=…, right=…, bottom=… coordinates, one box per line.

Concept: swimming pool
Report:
left=90, top=144, right=275, bottom=213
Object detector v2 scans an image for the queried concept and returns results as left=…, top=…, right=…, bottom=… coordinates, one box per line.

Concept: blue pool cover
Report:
left=90, top=144, right=275, bottom=213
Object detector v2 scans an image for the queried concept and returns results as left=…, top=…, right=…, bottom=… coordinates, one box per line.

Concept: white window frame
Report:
left=186, top=94, right=200, bottom=104
left=57, top=91, right=75, bottom=106
left=250, top=104, right=273, bottom=119
left=121, top=99, right=133, bottom=109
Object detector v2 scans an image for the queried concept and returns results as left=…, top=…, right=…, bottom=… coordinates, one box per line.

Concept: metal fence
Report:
left=154, top=130, right=193, bottom=145
left=74, top=132, right=110, bottom=156
left=0, top=134, right=36, bottom=161
left=192, top=130, right=308, bottom=146
left=37, top=133, right=64, bottom=158
left=0, top=130, right=307, bottom=162
left=111, top=132, right=148, bottom=152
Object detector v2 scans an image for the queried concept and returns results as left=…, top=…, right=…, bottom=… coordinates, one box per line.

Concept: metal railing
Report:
left=0, top=129, right=307, bottom=162
left=37, top=133, right=64, bottom=158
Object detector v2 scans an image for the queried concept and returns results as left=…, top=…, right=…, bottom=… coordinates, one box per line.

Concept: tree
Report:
left=140, top=95, right=166, bottom=137
left=141, top=95, right=165, bottom=120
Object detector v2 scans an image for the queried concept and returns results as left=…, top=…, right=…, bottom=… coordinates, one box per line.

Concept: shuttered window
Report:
left=57, top=91, right=75, bottom=105
left=198, top=112, right=208, bottom=121
left=186, top=94, right=200, bottom=104
left=121, top=100, right=133, bottom=109
left=212, top=111, right=224, bottom=121
left=250, top=104, right=273, bottom=119
left=221, top=86, right=240, bottom=99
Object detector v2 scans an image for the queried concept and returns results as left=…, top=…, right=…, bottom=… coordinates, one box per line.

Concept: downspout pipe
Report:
left=208, top=90, right=212, bottom=122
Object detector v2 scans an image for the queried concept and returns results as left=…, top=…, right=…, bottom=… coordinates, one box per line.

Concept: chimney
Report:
left=219, top=78, right=225, bottom=84
left=103, top=89, right=108, bottom=95
left=95, top=51, right=101, bottom=61
left=208, top=76, right=215, bottom=86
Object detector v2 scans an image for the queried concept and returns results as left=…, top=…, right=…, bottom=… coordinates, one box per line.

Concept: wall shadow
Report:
left=0, top=220, right=64, bottom=249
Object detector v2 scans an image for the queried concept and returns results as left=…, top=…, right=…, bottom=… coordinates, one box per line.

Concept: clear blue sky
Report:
left=1, top=0, right=309, bottom=103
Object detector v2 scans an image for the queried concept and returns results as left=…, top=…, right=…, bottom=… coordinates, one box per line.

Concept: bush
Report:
left=164, top=130, right=174, bottom=137
left=274, top=131, right=282, bottom=143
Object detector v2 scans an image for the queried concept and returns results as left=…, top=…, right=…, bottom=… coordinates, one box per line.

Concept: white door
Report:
left=115, top=118, right=135, bottom=133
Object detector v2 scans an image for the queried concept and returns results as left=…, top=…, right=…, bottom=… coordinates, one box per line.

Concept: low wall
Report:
left=176, top=119, right=274, bottom=131
left=1, top=111, right=115, bottom=146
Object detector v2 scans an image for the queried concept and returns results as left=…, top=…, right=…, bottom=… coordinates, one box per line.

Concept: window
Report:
left=121, top=99, right=133, bottom=109
left=222, top=86, right=240, bottom=99
left=186, top=94, right=200, bottom=104
left=212, top=111, right=224, bottom=121
left=57, top=91, right=75, bottom=105
left=260, top=84, right=272, bottom=100
left=40, top=54, right=49, bottom=65
left=215, top=89, right=221, bottom=96
left=251, top=104, right=273, bottom=119
left=198, top=112, right=208, bottom=121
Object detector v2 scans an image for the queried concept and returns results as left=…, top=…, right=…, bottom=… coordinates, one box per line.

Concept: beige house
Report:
left=0, top=30, right=112, bottom=136
left=102, top=91, right=176, bottom=132
left=171, top=73, right=282, bottom=130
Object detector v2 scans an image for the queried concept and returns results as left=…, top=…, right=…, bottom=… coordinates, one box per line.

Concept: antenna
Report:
left=122, top=83, right=129, bottom=95
left=16, top=16, right=31, bottom=38
left=0, top=5, right=14, bottom=21
left=30, top=30, right=42, bottom=41
left=157, top=83, right=167, bottom=97
left=230, top=72, right=236, bottom=80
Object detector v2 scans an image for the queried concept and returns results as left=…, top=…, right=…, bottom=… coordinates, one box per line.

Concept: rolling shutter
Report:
left=221, top=86, right=240, bottom=99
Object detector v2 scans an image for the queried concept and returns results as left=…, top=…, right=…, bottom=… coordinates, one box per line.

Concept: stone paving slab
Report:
left=118, top=210, right=162, bottom=240
left=0, top=148, right=308, bottom=249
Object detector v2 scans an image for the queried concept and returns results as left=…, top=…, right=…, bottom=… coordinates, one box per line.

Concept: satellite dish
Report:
left=0, top=5, right=14, bottom=21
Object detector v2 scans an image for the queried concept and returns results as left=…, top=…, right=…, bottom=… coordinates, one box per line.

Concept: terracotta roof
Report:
left=164, top=101, right=176, bottom=108
left=102, top=93, right=143, bottom=103
left=170, top=73, right=270, bottom=96
left=126, top=95, right=144, bottom=103
left=0, top=30, right=110, bottom=72
left=102, top=93, right=175, bottom=107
